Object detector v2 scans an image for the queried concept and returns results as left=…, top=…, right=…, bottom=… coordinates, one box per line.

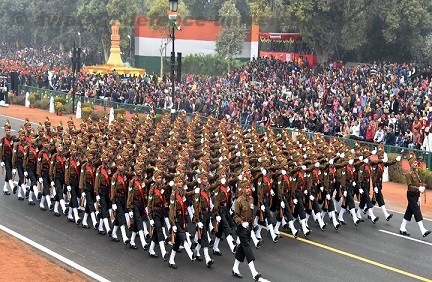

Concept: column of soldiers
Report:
left=1, top=112, right=431, bottom=281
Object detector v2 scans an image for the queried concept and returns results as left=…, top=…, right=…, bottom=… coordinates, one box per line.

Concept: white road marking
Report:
left=0, top=126, right=16, bottom=132
left=0, top=224, right=110, bottom=282
left=379, top=229, right=432, bottom=246
left=0, top=114, right=39, bottom=126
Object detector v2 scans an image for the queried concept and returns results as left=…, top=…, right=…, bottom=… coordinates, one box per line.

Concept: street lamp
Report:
left=127, top=35, right=132, bottom=64
left=169, top=0, right=178, bottom=111
left=169, top=0, right=178, bottom=12
left=78, top=32, right=82, bottom=47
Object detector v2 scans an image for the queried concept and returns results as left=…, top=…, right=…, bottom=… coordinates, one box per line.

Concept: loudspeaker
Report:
left=176, top=52, right=182, bottom=83
left=10, top=71, right=19, bottom=95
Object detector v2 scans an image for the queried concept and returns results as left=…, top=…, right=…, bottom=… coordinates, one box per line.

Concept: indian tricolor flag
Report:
left=134, top=16, right=259, bottom=73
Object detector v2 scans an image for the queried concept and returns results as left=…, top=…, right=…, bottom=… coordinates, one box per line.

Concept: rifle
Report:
left=197, top=225, right=202, bottom=240
left=170, top=228, right=176, bottom=244
left=110, top=209, right=116, bottom=222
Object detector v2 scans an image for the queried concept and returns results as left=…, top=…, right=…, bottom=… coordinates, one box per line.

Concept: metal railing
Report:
left=17, top=85, right=432, bottom=169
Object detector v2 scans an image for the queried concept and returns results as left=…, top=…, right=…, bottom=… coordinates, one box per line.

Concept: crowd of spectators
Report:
left=2, top=45, right=432, bottom=152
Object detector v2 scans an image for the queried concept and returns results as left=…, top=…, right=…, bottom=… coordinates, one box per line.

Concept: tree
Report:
left=146, top=0, right=189, bottom=77
left=287, top=0, right=378, bottom=64
left=0, top=0, right=34, bottom=47
left=215, top=0, right=247, bottom=72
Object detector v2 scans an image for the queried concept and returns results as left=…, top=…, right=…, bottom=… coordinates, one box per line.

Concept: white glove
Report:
left=359, top=188, right=364, bottom=194
left=81, top=192, right=86, bottom=198
left=67, top=185, right=71, bottom=192
left=261, top=205, right=265, bottom=212
left=169, top=181, right=174, bottom=187
left=371, top=150, right=377, bottom=155
left=24, top=171, right=28, bottom=177
left=242, top=221, right=249, bottom=228
left=172, top=226, right=177, bottom=233
left=320, top=186, right=324, bottom=192
left=352, top=181, right=356, bottom=187
left=195, top=188, right=200, bottom=194
left=236, top=151, right=241, bottom=157
left=329, top=159, right=334, bottom=165
left=51, top=181, right=55, bottom=187
left=303, top=189, right=308, bottom=195
left=96, top=195, right=100, bottom=201
left=281, top=169, right=286, bottom=175
left=309, top=195, right=315, bottom=201
left=197, top=178, right=201, bottom=184
left=38, top=177, right=43, bottom=183
left=129, top=211, right=134, bottom=218
left=336, top=152, right=340, bottom=157
left=280, top=201, right=285, bottom=209
left=12, top=168, right=17, bottom=175
left=216, top=215, right=221, bottom=222
left=374, top=187, right=379, bottom=193
left=221, top=178, right=226, bottom=185
left=363, top=158, right=369, bottom=164
left=419, top=186, right=426, bottom=193
left=261, top=168, right=267, bottom=176
left=396, top=156, right=402, bottom=162
left=340, top=153, right=345, bottom=159
left=349, top=159, right=354, bottom=165
left=301, top=165, right=307, bottom=171
left=326, top=194, right=331, bottom=200
left=359, top=156, right=364, bottom=161
left=293, top=198, right=298, bottom=205
left=150, top=219, right=155, bottom=226
left=197, top=222, right=203, bottom=229
left=238, top=174, right=243, bottom=181
left=315, top=162, right=320, bottom=168
left=343, top=191, right=347, bottom=197
left=112, top=204, right=117, bottom=211
left=270, top=189, right=275, bottom=196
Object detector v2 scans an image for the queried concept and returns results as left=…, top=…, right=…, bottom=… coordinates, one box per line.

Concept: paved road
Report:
left=1, top=115, right=432, bottom=282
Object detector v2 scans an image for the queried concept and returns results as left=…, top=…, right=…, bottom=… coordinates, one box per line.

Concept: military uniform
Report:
left=65, top=145, right=82, bottom=223
left=147, top=171, right=168, bottom=260
left=94, top=156, right=112, bottom=234
left=79, top=154, right=98, bottom=229
left=1, top=121, right=15, bottom=195
left=399, top=152, right=431, bottom=238
left=126, top=164, right=150, bottom=250
left=232, top=181, right=262, bottom=281
left=12, top=130, right=27, bottom=200
left=49, top=143, right=67, bottom=216
left=192, top=174, right=214, bottom=267
left=23, top=136, right=39, bottom=204
left=167, top=177, right=195, bottom=269
left=109, top=159, right=130, bottom=244
left=36, top=138, right=52, bottom=211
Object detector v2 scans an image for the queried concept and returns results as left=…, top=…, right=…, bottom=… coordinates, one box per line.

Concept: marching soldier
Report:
left=49, top=141, right=67, bottom=217
left=12, top=129, right=27, bottom=200
left=371, top=145, right=400, bottom=221
left=356, top=148, right=379, bottom=223
left=168, top=176, right=195, bottom=269
left=79, top=150, right=98, bottom=229
left=192, top=173, right=215, bottom=267
left=147, top=170, right=168, bottom=260
left=211, top=168, right=238, bottom=255
left=399, top=152, right=431, bottom=238
left=126, top=161, right=150, bottom=250
left=37, top=137, right=52, bottom=211
left=65, top=144, right=82, bottom=224
left=23, top=134, right=39, bottom=205
left=232, top=178, right=263, bottom=281
left=94, top=152, right=112, bottom=234
left=336, top=152, right=360, bottom=225
left=109, top=158, right=130, bottom=244
left=1, top=120, right=15, bottom=195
